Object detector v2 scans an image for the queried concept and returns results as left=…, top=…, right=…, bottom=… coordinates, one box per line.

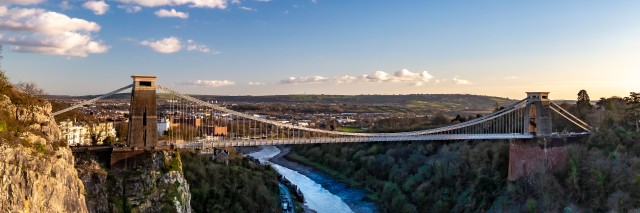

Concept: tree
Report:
left=451, top=114, right=466, bottom=123
left=625, top=92, right=640, bottom=132
left=14, top=81, right=47, bottom=96
left=115, top=121, right=128, bottom=141
left=0, top=44, right=3, bottom=71
left=431, top=114, right=449, bottom=125
left=0, top=45, right=11, bottom=92
left=577, top=90, right=593, bottom=119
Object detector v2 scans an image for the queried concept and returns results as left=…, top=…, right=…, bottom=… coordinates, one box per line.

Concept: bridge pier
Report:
left=507, top=138, right=568, bottom=181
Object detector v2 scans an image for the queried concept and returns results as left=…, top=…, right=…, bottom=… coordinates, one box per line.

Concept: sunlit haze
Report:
left=1, top=0, right=639, bottom=99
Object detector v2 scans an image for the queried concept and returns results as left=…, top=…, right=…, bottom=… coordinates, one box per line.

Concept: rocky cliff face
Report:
left=77, top=151, right=192, bottom=213
left=0, top=94, right=88, bottom=212
left=0, top=94, right=60, bottom=143
left=1, top=85, right=192, bottom=213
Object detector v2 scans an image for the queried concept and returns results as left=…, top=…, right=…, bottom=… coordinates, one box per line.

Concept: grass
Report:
left=337, top=126, right=365, bottom=133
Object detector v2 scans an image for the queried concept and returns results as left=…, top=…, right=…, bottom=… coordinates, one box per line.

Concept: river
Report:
left=246, top=146, right=377, bottom=213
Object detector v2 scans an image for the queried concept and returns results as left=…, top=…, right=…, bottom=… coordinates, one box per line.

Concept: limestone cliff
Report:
left=76, top=151, right=192, bottom=213
left=0, top=94, right=88, bottom=212
left=1, top=74, right=193, bottom=212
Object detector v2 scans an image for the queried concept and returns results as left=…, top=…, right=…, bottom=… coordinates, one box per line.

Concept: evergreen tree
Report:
left=626, top=92, right=640, bottom=132
left=577, top=90, right=592, bottom=119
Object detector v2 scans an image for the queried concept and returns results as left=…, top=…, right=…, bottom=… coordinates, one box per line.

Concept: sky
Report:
left=0, top=0, right=639, bottom=100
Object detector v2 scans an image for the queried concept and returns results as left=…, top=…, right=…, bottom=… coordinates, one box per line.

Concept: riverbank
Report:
left=238, top=146, right=317, bottom=213
left=270, top=146, right=378, bottom=213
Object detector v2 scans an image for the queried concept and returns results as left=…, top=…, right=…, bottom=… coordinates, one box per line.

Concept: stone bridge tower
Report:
left=127, top=75, right=158, bottom=149
left=524, top=92, right=552, bottom=137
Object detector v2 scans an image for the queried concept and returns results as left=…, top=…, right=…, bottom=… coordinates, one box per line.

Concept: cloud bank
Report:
left=176, top=80, right=235, bottom=87
left=0, top=6, right=109, bottom=57
left=117, top=0, right=227, bottom=9
left=281, top=69, right=435, bottom=86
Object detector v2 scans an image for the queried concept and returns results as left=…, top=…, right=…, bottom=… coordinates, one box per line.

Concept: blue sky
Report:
left=1, top=0, right=639, bottom=99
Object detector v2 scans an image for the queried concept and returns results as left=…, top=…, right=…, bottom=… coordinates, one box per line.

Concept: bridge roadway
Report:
left=179, top=134, right=535, bottom=148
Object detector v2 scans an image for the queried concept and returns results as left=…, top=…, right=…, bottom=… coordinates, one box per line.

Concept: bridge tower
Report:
left=524, top=92, right=552, bottom=137
left=127, top=75, right=158, bottom=149
left=509, top=92, right=567, bottom=181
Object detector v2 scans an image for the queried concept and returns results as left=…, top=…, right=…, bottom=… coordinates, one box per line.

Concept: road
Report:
left=279, top=183, right=295, bottom=213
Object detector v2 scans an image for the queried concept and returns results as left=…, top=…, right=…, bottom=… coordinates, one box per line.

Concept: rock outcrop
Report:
left=0, top=94, right=60, bottom=143
left=77, top=151, right=192, bottom=213
left=0, top=146, right=88, bottom=212
left=0, top=94, right=88, bottom=212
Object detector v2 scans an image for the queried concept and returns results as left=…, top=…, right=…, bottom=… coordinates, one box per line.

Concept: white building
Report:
left=59, top=120, right=86, bottom=146
left=158, top=118, right=171, bottom=136
left=58, top=119, right=117, bottom=146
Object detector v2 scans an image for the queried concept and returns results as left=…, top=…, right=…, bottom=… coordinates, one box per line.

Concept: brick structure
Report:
left=110, top=150, right=150, bottom=170
left=127, top=75, right=158, bottom=149
left=508, top=139, right=568, bottom=181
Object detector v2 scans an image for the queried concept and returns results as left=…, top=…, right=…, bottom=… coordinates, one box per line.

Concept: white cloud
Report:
left=0, top=6, right=101, bottom=34
left=83, top=1, right=109, bottom=15
left=504, top=76, right=518, bottom=80
left=186, top=39, right=210, bottom=53
left=155, top=8, right=188, bottom=19
left=393, top=69, right=433, bottom=82
left=116, top=0, right=226, bottom=9
left=3, top=31, right=109, bottom=57
left=310, top=0, right=317, bottom=3
left=238, top=6, right=256, bottom=11
left=254, top=0, right=271, bottom=2
left=453, top=77, right=471, bottom=85
left=231, top=0, right=240, bottom=4
left=0, top=0, right=44, bottom=6
left=118, top=4, right=141, bottom=13
left=0, top=6, right=108, bottom=57
left=280, top=69, right=436, bottom=86
left=176, top=80, right=235, bottom=87
left=248, top=81, right=265, bottom=86
left=280, top=76, right=329, bottom=84
left=140, top=36, right=182, bottom=53
left=332, top=69, right=434, bottom=84
left=139, top=37, right=212, bottom=54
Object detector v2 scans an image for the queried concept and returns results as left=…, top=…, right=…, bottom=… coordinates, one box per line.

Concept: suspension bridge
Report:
left=55, top=75, right=592, bottom=151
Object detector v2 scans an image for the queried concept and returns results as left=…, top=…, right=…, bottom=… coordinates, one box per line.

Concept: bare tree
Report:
left=14, top=81, right=47, bottom=96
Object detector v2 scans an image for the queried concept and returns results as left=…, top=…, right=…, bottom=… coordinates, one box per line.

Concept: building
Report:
left=58, top=119, right=117, bottom=146
left=158, top=118, right=171, bottom=136
left=59, top=120, right=87, bottom=146
left=199, top=126, right=228, bottom=136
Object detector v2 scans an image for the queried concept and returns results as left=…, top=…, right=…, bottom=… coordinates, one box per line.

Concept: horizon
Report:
left=1, top=1, right=639, bottom=99
left=47, top=90, right=606, bottom=103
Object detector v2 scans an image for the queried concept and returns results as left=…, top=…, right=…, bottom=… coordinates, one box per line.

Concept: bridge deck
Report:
left=177, top=134, right=535, bottom=148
